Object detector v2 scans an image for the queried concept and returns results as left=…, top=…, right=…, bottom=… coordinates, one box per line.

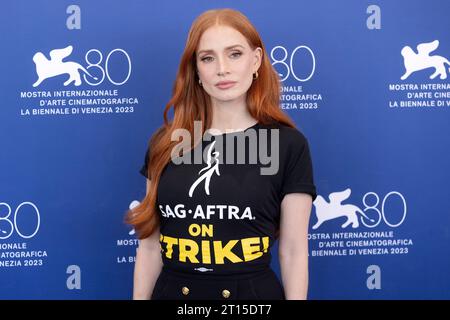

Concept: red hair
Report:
left=125, top=8, right=296, bottom=239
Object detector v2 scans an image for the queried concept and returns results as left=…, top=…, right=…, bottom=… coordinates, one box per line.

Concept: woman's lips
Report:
left=215, top=81, right=236, bottom=89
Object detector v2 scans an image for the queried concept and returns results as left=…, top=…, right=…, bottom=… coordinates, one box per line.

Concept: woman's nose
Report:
left=216, top=57, right=229, bottom=76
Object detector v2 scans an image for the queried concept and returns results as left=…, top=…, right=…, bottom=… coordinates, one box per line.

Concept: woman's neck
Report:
left=209, top=96, right=257, bottom=132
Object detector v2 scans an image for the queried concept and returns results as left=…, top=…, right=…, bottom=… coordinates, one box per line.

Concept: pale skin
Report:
left=196, top=25, right=261, bottom=132
left=132, top=179, right=163, bottom=300
left=133, top=24, right=313, bottom=300
left=279, top=193, right=313, bottom=299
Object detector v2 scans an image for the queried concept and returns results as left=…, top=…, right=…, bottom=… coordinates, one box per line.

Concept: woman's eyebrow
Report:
left=198, top=44, right=245, bottom=55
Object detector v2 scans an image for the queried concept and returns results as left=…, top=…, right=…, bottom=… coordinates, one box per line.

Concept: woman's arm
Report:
left=278, top=193, right=313, bottom=300
left=132, top=179, right=163, bottom=300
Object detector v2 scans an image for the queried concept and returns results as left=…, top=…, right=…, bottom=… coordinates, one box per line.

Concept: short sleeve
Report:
left=139, top=146, right=150, bottom=179
left=280, top=130, right=317, bottom=201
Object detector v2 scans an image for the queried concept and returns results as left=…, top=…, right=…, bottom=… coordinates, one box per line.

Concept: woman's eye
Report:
left=201, top=56, right=213, bottom=62
left=200, top=52, right=241, bottom=62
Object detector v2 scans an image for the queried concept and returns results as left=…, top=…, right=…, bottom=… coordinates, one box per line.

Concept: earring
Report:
left=198, top=79, right=203, bottom=86
left=253, top=71, right=259, bottom=80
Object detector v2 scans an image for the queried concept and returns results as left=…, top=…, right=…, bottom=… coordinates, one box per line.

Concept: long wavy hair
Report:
left=125, top=8, right=296, bottom=239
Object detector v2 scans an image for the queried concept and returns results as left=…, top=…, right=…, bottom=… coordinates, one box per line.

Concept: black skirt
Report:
left=151, top=267, right=285, bottom=300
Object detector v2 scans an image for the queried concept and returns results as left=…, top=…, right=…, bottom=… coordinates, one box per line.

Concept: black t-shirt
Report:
left=140, top=122, right=316, bottom=275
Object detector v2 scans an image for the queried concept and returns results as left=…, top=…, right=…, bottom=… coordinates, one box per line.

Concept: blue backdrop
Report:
left=1, top=0, right=449, bottom=299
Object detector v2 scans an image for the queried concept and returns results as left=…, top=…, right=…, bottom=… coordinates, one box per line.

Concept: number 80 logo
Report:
left=270, top=45, right=316, bottom=82
left=0, top=202, right=40, bottom=239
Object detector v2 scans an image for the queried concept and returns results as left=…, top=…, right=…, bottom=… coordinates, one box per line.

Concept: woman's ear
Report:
left=254, top=47, right=262, bottom=71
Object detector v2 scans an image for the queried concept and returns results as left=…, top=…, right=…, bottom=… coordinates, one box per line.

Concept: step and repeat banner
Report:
left=1, top=0, right=449, bottom=299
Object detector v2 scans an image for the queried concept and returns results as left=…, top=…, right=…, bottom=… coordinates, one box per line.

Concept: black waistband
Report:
left=161, top=265, right=274, bottom=281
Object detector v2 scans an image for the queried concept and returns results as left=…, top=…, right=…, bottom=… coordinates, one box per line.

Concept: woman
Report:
left=126, top=8, right=317, bottom=300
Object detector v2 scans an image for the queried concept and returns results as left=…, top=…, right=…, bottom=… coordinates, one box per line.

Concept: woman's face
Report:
left=196, top=25, right=262, bottom=105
